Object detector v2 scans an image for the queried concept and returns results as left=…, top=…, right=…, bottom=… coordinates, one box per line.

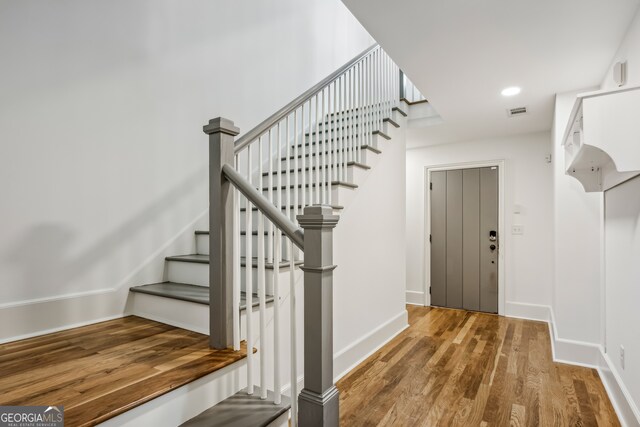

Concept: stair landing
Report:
left=0, top=316, right=249, bottom=427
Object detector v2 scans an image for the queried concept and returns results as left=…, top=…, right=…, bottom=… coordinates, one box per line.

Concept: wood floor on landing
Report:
left=337, top=305, right=619, bottom=426
left=0, top=316, right=249, bottom=427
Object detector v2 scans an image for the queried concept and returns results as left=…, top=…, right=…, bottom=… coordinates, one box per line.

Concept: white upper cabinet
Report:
left=563, top=86, right=640, bottom=192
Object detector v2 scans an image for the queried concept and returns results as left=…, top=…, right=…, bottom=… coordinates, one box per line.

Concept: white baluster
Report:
left=273, top=228, right=281, bottom=405
left=268, top=130, right=273, bottom=264
left=246, top=145, right=254, bottom=395
left=306, top=101, right=311, bottom=207
left=328, top=83, right=334, bottom=205
left=314, top=95, right=321, bottom=205
left=289, top=240, right=298, bottom=425
left=321, top=88, right=327, bottom=204
left=233, top=157, right=241, bottom=352
left=258, top=137, right=267, bottom=400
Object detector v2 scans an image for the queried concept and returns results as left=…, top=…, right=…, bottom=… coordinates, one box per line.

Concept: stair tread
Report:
left=166, top=254, right=302, bottom=269
left=129, top=282, right=274, bottom=308
left=261, top=161, right=370, bottom=177
left=181, top=387, right=291, bottom=427
left=281, top=143, right=382, bottom=161
left=261, top=180, right=357, bottom=191
left=312, top=117, right=399, bottom=134
left=392, top=106, right=408, bottom=117
left=237, top=204, right=344, bottom=212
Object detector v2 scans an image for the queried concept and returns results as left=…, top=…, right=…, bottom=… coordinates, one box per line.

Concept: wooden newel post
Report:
left=203, top=117, right=239, bottom=350
left=297, top=205, right=340, bottom=427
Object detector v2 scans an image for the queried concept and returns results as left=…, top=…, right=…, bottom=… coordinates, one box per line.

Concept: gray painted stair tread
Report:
left=181, top=387, right=290, bottom=427
left=311, top=117, right=399, bottom=134
left=371, top=130, right=391, bottom=140
left=392, top=106, right=408, bottom=117
left=129, top=282, right=273, bottom=308
left=261, top=161, right=370, bottom=176
left=237, top=204, right=344, bottom=212
left=261, top=180, right=357, bottom=191
left=281, top=144, right=381, bottom=161
left=165, top=254, right=302, bottom=269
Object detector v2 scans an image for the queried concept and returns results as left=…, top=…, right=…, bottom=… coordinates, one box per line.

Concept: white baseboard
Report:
left=0, top=289, right=127, bottom=344
left=333, top=310, right=408, bottom=382
left=597, top=350, right=640, bottom=427
left=505, top=301, right=600, bottom=367
left=504, top=301, right=550, bottom=322
left=505, top=301, right=639, bottom=425
left=546, top=308, right=601, bottom=368
left=406, top=290, right=424, bottom=306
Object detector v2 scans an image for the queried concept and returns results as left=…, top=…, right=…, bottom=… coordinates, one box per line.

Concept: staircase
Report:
left=124, top=44, right=420, bottom=426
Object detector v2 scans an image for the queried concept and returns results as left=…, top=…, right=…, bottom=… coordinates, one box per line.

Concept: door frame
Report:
left=424, top=160, right=506, bottom=315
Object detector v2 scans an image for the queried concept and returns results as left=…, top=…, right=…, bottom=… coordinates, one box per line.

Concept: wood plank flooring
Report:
left=337, top=306, right=619, bottom=426
left=0, top=316, right=248, bottom=427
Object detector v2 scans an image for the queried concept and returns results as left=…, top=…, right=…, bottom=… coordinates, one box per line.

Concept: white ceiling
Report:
left=342, top=0, right=640, bottom=147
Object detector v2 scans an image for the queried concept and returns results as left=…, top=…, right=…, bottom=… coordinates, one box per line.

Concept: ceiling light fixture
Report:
left=501, top=86, right=521, bottom=97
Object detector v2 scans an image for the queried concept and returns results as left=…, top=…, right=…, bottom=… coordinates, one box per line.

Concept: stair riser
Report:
left=261, top=164, right=369, bottom=188
left=130, top=291, right=281, bottom=335
left=278, top=143, right=380, bottom=170
left=260, top=185, right=355, bottom=207
left=319, top=108, right=392, bottom=127
left=305, top=122, right=390, bottom=145
left=166, top=259, right=298, bottom=294
left=196, top=233, right=291, bottom=259
left=234, top=184, right=355, bottom=213
left=261, top=169, right=345, bottom=190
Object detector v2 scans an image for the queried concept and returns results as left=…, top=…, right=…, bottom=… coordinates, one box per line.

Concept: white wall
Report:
left=599, top=6, right=640, bottom=422
left=0, top=0, right=373, bottom=338
left=602, top=6, right=640, bottom=91
left=604, top=176, right=640, bottom=419
left=333, top=119, right=408, bottom=378
left=405, top=131, right=554, bottom=312
left=552, top=90, right=603, bottom=346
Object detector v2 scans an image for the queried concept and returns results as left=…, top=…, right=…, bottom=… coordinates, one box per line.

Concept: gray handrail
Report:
left=222, top=163, right=305, bottom=250
left=234, top=43, right=379, bottom=153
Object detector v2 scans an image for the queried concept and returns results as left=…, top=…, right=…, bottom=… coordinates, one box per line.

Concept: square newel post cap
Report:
left=203, top=117, right=240, bottom=136
left=297, top=205, right=339, bottom=229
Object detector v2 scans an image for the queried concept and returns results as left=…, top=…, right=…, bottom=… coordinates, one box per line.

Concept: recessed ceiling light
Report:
left=501, top=86, right=521, bottom=97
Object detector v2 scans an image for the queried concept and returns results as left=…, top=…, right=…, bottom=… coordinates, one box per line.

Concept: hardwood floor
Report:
left=337, top=306, right=619, bottom=426
left=0, top=316, right=248, bottom=427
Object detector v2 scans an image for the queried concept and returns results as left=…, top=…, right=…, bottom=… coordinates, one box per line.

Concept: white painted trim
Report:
left=504, top=301, right=550, bottom=322
left=406, top=290, right=424, bottom=306
left=128, top=292, right=209, bottom=335
left=424, top=160, right=506, bottom=315
left=333, top=310, right=408, bottom=382
left=505, top=301, right=601, bottom=367
left=99, top=359, right=246, bottom=427
left=598, top=350, right=640, bottom=427
left=547, top=307, right=601, bottom=368
left=0, top=313, right=125, bottom=345
left=0, top=287, right=115, bottom=310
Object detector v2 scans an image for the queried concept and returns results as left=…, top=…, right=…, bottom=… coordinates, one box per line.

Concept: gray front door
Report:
left=430, top=167, right=498, bottom=313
